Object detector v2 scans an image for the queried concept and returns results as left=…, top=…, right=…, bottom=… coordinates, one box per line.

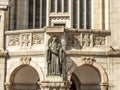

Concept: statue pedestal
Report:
left=40, top=75, right=68, bottom=90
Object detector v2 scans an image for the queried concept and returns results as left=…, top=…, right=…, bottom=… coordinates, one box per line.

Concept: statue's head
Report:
left=52, top=37, right=57, bottom=42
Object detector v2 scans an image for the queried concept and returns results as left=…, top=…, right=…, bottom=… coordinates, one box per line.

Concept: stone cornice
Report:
left=5, top=29, right=44, bottom=35
left=66, top=49, right=120, bottom=57
left=8, top=51, right=45, bottom=57
left=65, top=28, right=111, bottom=35
left=0, top=5, right=8, bottom=10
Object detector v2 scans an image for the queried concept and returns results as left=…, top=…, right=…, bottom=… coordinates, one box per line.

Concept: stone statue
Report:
left=47, top=36, right=64, bottom=75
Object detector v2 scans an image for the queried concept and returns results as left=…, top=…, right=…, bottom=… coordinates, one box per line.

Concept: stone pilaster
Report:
left=0, top=2, right=8, bottom=90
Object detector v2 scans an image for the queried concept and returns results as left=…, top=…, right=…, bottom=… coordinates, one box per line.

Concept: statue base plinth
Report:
left=40, top=75, right=69, bottom=90
left=46, top=75, right=63, bottom=81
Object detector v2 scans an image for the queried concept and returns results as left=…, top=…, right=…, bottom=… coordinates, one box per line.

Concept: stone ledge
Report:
left=0, top=5, right=8, bottom=10
left=46, top=26, right=65, bottom=34
left=66, top=49, right=120, bottom=57
left=40, top=81, right=67, bottom=88
left=8, top=51, right=45, bottom=57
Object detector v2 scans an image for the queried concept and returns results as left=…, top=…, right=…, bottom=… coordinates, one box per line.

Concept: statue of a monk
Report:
left=47, top=36, right=64, bottom=75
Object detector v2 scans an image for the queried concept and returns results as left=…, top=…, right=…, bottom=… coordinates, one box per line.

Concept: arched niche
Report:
left=5, top=59, right=45, bottom=90
left=68, top=57, right=108, bottom=90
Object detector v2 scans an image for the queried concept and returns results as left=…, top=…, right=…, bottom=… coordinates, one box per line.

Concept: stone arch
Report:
left=67, top=57, right=108, bottom=90
left=5, top=58, right=45, bottom=87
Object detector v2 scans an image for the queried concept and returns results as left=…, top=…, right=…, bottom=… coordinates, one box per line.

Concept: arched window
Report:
left=9, top=0, right=46, bottom=30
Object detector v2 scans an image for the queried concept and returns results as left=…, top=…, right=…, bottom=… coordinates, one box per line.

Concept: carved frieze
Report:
left=33, top=33, right=44, bottom=44
left=8, top=35, right=20, bottom=46
left=66, top=33, right=81, bottom=50
left=82, top=33, right=93, bottom=47
left=20, top=33, right=32, bottom=47
left=94, top=34, right=106, bottom=46
left=66, top=33, right=93, bottom=50
left=7, top=32, right=44, bottom=48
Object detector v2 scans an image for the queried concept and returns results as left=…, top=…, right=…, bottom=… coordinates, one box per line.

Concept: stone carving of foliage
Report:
left=33, top=34, right=44, bottom=44
left=94, top=34, right=105, bottom=46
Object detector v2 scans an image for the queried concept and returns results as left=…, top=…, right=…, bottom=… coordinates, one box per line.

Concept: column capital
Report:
left=100, top=82, right=108, bottom=90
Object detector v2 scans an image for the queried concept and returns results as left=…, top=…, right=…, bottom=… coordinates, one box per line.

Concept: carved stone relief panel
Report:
left=82, top=33, right=93, bottom=47
left=8, top=35, right=20, bottom=46
left=20, top=33, right=32, bottom=47
left=66, top=33, right=81, bottom=50
left=33, top=33, right=44, bottom=45
left=7, top=32, right=44, bottom=48
left=94, top=34, right=106, bottom=46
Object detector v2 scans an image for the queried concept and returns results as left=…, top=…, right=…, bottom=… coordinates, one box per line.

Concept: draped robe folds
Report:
left=47, top=38, right=63, bottom=75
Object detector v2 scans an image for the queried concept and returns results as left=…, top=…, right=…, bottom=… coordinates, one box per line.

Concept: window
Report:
left=9, top=0, right=46, bottom=30
left=50, top=0, right=69, bottom=13
left=64, top=0, right=68, bottom=12
left=73, top=0, right=91, bottom=29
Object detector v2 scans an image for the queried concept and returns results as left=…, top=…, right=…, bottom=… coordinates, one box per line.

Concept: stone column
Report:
left=100, top=83, right=108, bottom=90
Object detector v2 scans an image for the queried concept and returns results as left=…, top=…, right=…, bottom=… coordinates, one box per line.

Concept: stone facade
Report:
left=0, top=0, right=120, bottom=90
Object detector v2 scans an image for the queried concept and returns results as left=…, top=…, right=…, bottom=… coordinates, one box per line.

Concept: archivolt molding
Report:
left=6, top=58, right=45, bottom=84
left=67, top=57, right=108, bottom=84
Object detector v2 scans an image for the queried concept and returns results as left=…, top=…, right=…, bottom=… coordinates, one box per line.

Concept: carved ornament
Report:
left=20, top=57, right=31, bottom=64
left=82, top=57, right=96, bottom=65
left=33, top=34, right=44, bottom=44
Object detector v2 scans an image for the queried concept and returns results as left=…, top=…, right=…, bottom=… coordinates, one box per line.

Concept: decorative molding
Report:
left=7, top=32, right=44, bottom=47
left=66, top=31, right=109, bottom=50
left=50, top=16, right=69, bottom=20
left=94, top=34, right=106, bottom=46
left=20, top=33, right=32, bottom=47
left=82, top=57, right=96, bottom=65
left=82, top=33, right=93, bottom=47
left=8, top=35, right=20, bottom=46
left=20, top=57, right=31, bottom=65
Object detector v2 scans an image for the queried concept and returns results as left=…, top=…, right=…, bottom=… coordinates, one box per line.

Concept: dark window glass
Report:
left=73, top=0, right=78, bottom=28
left=80, top=0, right=84, bottom=29
left=64, top=0, right=68, bottom=12
left=42, top=0, right=46, bottom=27
left=28, top=0, right=33, bottom=29
left=57, top=0, right=62, bottom=12
left=35, top=0, right=40, bottom=28
left=86, top=0, right=91, bottom=29
left=9, top=0, right=17, bottom=30
left=51, top=0, right=55, bottom=12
